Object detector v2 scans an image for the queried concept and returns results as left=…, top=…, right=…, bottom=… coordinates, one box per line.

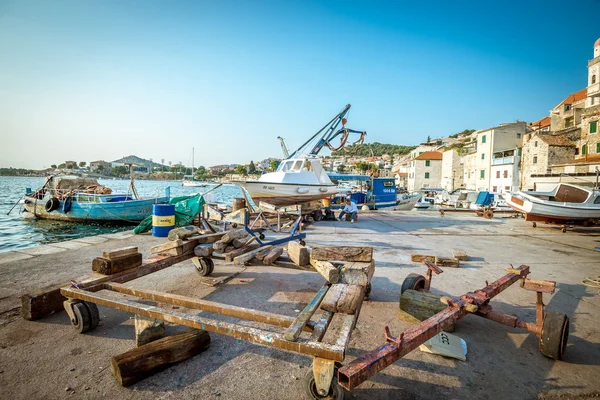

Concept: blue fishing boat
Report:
left=22, top=175, right=170, bottom=223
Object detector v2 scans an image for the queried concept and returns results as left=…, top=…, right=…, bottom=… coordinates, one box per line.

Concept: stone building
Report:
left=520, top=133, right=576, bottom=190
left=407, top=151, right=443, bottom=191
left=474, top=121, right=526, bottom=191
left=440, top=148, right=464, bottom=191
left=89, top=160, right=112, bottom=174
left=529, top=116, right=551, bottom=133
left=580, top=38, right=600, bottom=158
left=550, top=89, right=587, bottom=132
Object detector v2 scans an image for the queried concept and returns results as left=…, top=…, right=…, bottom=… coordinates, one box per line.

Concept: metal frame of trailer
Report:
left=60, top=269, right=362, bottom=399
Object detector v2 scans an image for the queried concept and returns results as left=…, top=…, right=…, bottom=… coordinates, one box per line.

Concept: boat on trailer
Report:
left=22, top=175, right=170, bottom=223
left=505, top=183, right=600, bottom=227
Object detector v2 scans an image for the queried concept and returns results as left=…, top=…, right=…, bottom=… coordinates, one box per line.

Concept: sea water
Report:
left=0, top=176, right=245, bottom=253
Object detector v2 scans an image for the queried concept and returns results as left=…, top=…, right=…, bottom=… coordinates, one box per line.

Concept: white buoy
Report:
left=361, top=205, right=370, bottom=211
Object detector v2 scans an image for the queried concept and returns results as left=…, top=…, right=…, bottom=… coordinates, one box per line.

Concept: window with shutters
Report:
left=480, top=170, right=485, bottom=179
left=425, top=160, right=430, bottom=167
left=496, top=171, right=500, bottom=178
left=533, top=156, right=537, bottom=164
left=590, top=121, right=597, bottom=134
left=482, top=135, right=486, bottom=144
left=504, top=170, right=508, bottom=178
left=425, top=172, right=430, bottom=179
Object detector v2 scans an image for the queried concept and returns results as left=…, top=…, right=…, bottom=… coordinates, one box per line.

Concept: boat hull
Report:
left=395, top=195, right=420, bottom=210
left=236, top=181, right=340, bottom=207
left=505, top=194, right=600, bottom=221
left=23, top=196, right=169, bottom=223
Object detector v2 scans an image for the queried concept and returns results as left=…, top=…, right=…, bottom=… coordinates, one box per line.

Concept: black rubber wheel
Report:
left=540, top=311, right=569, bottom=360
left=71, top=302, right=91, bottom=333
left=364, top=283, right=372, bottom=299
left=83, top=302, right=100, bottom=331
left=44, top=197, right=60, bottom=212
left=299, top=239, right=306, bottom=246
left=304, top=367, right=346, bottom=400
left=532, top=222, right=537, bottom=228
left=194, top=257, right=214, bottom=276
left=232, top=223, right=238, bottom=228
left=208, top=259, right=215, bottom=275
left=259, top=233, right=265, bottom=240
left=484, top=209, right=494, bottom=219
left=561, top=226, right=567, bottom=233
left=313, top=211, right=323, bottom=222
left=400, top=273, right=426, bottom=295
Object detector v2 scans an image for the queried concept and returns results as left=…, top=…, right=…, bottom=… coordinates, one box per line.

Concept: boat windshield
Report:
left=279, top=161, right=294, bottom=172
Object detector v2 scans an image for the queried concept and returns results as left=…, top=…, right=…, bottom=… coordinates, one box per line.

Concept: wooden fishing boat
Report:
left=505, top=183, right=600, bottom=224
left=22, top=176, right=170, bottom=223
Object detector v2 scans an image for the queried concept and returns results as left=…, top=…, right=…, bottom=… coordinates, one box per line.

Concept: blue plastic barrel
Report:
left=152, top=204, right=175, bottom=237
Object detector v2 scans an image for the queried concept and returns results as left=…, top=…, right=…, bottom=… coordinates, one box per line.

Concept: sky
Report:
left=0, top=0, right=599, bottom=170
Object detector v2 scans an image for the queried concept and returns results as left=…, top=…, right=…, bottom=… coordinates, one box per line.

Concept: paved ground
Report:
left=0, top=211, right=599, bottom=399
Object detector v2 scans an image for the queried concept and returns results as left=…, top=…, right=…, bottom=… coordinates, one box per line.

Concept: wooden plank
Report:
left=213, top=240, right=227, bottom=252
left=288, top=241, right=310, bottom=266
left=309, top=311, right=334, bottom=342
left=224, top=243, right=260, bottom=262
left=194, top=232, right=226, bottom=244
left=22, top=253, right=192, bottom=321
left=150, top=240, right=184, bottom=254
left=339, top=260, right=375, bottom=287
left=283, top=284, right=329, bottom=342
left=263, top=247, right=284, bottom=265
left=221, top=229, right=248, bottom=244
left=310, top=260, right=340, bottom=284
left=254, top=246, right=273, bottom=261
left=311, top=246, right=373, bottom=262
left=135, top=312, right=165, bottom=346
left=194, top=244, right=213, bottom=257
left=452, top=250, right=468, bottom=261
left=167, top=226, right=200, bottom=241
left=102, top=246, right=138, bottom=260
left=411, top=254, right=436, bottom=263
left=321, top=284, right=364, bottom=314
left=400, top=289, right=455, bottom=332
left=111, top=329, right=210, bottom=387
left=92, top=253, right=143, bottom=275
left=435, top=256, right=460, bottom=268
left=234, top=245, right=272, bottom=265
left=273, top=260, right=314, bottom=271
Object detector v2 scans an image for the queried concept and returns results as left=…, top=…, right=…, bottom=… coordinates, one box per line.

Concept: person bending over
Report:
left=338, top=198, right=358, bottom=223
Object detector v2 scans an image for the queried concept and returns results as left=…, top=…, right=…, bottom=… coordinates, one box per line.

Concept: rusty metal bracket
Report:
left=422, top=260, right=443, bottom=291
left=384, top=326, right=404, bottom=346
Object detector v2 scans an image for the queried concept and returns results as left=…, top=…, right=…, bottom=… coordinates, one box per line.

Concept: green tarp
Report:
left=133, top=194, right=206, bottom=234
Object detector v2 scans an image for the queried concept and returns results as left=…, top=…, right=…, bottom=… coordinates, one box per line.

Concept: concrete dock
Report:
left=0, top=211, right=599, bottom=399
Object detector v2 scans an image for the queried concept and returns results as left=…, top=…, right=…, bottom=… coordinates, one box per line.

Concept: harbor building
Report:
left=440, top=148, right=464, bottom=192
left=489, top=147, right=521, bottom=193
left=407, top=151, right=443, bottom=191
left=89, top=160, right=112, bottom=174
left=520, top=133, right=576, bottom=190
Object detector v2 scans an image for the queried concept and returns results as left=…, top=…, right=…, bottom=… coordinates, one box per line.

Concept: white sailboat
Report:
left=182, top=147, right=209, bottom=187
left=505, top=183, right=600, bottom=223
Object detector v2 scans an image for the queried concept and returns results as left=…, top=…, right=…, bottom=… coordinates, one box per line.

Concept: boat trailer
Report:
left=337, top=262, right=569, bottom=392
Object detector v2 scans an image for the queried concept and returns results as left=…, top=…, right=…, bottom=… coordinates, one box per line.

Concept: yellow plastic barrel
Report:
left=152, top=204, right=175, bottom=237
left=322, top=198, right=331, bottom=208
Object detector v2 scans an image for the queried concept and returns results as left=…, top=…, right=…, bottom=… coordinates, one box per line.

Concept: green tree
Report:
left=58, top=163, right=66, bottom=169
left=269, top=160, right=279, bottom=171
left=427, top=135, right=431, bottom=142
left=51, top=164, right=57, bottom=169
left=355, top=162, right=370, bottom=172
left=236, top=165, right=247, bottom=176
left=79, top=161, right=86, bottom=168
left=97, top=165, right=104, bottom=173
left=112, top=166, right=128, bottom=176
left=196, top=166, right=206, bottom=175
left=337, top=164, right=346, bottom=173
left=248, top=161, right=256, bottom=174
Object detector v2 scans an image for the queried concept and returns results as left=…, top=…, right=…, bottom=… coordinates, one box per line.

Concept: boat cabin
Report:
left=260, top=156, right=333, bottom=185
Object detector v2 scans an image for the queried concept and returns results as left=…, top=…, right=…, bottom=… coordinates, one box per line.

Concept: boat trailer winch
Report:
left=337, top=262, right=569, bottom=391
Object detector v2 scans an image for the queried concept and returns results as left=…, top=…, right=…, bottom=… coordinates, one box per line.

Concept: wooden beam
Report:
left=435, top=256, right=460, bottom=268
left=233, top=245, right=272, bottom=265
left=111, top=329, right=210, bottom=387
left=263, top=247, right=284, bottom=265
left=283, top=284, right=329, bottom=342
left=310, top=260, right=340, bottom=283
left=311, top=246, right=373, bottom=262
left=102, top=246, right=138, bottom=260
left=410, top=254, right=436, bottom=263
left=309, top=311, right=334, bottom=342
left=339, top=260, right=375, bottom=287
left=221, top=229, right=248, bottom=244
left=194, top=244, right=213, bottom=257
left=288, top=241, right=310, bottom=266
left=150, top=240, right=184, bottom=255
left=167, top=226, right=200, bottom=241
left=321, top=284, right=364, bottom=314
left=225, top=243, right=260, bottom=263
left=400, top=289, right=455, bottom=332
left=452, top=250, right=468, bottom=261
left=92, top=253, right=143, bottom=275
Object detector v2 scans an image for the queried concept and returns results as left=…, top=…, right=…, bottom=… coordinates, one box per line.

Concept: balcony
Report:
left=492, top=156, right=514, bottom=165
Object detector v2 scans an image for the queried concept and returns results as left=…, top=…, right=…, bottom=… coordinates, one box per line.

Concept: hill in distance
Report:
left=331, top=142, right=415, bottom=157
left=111, top=155, right=165, bottom=170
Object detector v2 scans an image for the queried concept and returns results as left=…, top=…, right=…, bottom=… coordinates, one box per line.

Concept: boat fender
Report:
left=45, top=197, right=60, bottom=212
left=297, top=187, right=310, bottom=194
left=63, top=196, right=73, bottom=213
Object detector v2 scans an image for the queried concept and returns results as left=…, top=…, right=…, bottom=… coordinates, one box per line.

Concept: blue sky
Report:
left=1, top=0, right=599, bottom=169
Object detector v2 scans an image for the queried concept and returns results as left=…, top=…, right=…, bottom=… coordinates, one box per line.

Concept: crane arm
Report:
left=277, top=136, right=290, bottom=158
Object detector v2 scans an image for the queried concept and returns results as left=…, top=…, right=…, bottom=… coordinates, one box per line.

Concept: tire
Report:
left=484, top=209, right=494, bottom=219
left=401, top=273, right=426, bottom=294
left=45, top=197, right=60, bottom=212
left=313, top=211, right=323, bottom=222
left=364, top=283, right=372, bottom=299
left=259, top=233, right=265, bottom=240
left=194, top=257, right=214, bottom=277
left=71, top=302, right=91, bottom=333
left=304, top=367, right=346, bottom=400
left=540, top=311, right=569, bottom=360
left=299, top=239, right=306, bottom=246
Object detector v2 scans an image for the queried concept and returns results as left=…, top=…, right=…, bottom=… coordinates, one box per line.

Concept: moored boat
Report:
left=22, top=176, right=170, bottom=223
left=505, top=183, right=600, bottom=224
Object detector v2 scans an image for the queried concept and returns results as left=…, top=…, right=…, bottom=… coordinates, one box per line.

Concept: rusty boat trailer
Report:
left=337, top=262, right=569, bottom=392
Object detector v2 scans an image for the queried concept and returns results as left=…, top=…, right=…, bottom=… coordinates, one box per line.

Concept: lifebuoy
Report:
left=45, top=197, right=60, bottom=212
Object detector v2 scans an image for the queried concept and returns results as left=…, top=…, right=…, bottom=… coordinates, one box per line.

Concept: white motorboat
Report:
left=505, top=183, right=600, bottom=223
left=414, top=198, right=432, bottom=209
left=396, top=193, right=421, bottom=210
left=236, top=155, right=340, bottom=206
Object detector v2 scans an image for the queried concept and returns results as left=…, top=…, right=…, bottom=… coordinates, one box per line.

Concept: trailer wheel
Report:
left=313, top=211, right=323, bottom=221
left=83, top=302, right=100, bottom=331
left=540, top=311, right=569, bottom=360
left=561, top=225, right=567, bottom=233
left=484, top=209, right=494, bottom=219
left=299, top=239, right=306, bottom=246
left=401, top=273, right=426, bottom=295
left=532, top=222, right=537, bottom=228
left=70, top=302, right=92, bottom=333
left=194, top=257, right=214, bottom=276
left=259, top=233, right=265, bottom=240
left=305, top=365, right=346, bottom=400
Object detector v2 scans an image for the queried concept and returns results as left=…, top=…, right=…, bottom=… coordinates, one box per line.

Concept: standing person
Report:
left=338, top=198, right=358, bottom=223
